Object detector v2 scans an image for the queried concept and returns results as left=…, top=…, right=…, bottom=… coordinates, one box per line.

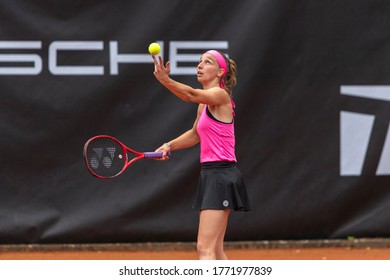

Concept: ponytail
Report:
left=224, top=58, right=237, bottom=97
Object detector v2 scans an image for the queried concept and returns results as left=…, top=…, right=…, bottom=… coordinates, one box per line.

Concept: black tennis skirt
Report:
left=193, top=161, right=251, bottom=212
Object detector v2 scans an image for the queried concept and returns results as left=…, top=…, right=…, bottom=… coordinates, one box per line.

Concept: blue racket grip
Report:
left=144, top=151, right=171, bottom=159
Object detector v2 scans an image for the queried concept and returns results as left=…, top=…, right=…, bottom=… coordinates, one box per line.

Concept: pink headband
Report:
left=206, top=50, right=227, bottom=88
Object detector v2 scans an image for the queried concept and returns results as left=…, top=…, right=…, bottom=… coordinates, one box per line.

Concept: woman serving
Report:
left=152, top=50, right=251, bottom=260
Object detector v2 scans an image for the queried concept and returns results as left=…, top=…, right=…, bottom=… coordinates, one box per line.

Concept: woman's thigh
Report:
left=197, top=209, right=230, bottom=244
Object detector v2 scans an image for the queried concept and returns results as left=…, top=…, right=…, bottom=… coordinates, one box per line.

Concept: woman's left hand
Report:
left=152, top=55, right=171, bottom=83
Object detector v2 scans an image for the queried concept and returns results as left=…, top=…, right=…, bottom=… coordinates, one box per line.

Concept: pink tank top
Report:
left=196, top=101, right=237, bottom=163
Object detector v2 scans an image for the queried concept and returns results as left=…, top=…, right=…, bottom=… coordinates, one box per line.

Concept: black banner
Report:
left=1, top=0, right=390, bottom=244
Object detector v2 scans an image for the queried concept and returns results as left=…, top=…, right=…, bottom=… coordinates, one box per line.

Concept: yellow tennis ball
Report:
left=148, top=42, right=161, bottom=55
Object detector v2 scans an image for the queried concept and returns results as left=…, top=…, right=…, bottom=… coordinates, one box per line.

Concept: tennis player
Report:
left=152, top=50, right=251, bottom=260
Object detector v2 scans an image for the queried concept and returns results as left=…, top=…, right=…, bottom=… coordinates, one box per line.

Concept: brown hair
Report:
left=220, top=52, right=237, bottom=97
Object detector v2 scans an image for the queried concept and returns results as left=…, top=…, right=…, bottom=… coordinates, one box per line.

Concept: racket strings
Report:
left=85, top=138, right=126, bottom=178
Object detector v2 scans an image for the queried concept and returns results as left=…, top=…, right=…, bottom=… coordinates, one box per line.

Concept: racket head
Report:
left=83, top=135, right=128, bottom=179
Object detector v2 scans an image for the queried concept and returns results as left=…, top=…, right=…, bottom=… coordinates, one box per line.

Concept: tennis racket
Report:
left=83, top=135, right=170, bottom=179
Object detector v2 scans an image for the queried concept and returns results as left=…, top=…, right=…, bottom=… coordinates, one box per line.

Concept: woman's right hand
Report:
left=155, top=143, right=171, bottom=160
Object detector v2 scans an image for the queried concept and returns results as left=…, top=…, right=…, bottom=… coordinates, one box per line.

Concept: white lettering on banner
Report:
left=340, top=111, right=375, bottom=176
left=109, top=41, right=164, bottom=75
left=49, top=41, right=104, bottom=75
left=340, top=86, right=390, bottom=176
left=0, top=41, right=42, bottom=74
left=0, top=40, right=228, bottom=75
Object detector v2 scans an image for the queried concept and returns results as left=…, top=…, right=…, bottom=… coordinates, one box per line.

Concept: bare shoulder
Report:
left=200, top=87, right=231, bottom=106
left=208, top=87, right=230, bottom=99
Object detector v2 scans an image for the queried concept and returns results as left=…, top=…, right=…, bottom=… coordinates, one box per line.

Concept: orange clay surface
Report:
left=1, top=247, right=389, bottom=260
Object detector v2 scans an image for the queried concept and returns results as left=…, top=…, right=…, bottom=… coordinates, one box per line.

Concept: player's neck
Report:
left=202, top=81, right=219, bottom=90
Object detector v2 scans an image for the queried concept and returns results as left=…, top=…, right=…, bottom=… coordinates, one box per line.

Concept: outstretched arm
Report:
left=152, top=55, right=229, bottom=105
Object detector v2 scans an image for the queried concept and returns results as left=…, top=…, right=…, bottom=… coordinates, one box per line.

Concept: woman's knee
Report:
left=196, top=240, right=215, bottom=259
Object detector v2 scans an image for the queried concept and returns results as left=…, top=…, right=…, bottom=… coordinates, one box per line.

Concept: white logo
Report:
left=340, top=86, right=390, bottom=176
left=0, top=40, right=228, bottom=76
left=223, top=200, right=229, bottom=207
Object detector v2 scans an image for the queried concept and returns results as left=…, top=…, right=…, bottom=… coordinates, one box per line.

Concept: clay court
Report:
left=1, top=239, right=389, bottom=260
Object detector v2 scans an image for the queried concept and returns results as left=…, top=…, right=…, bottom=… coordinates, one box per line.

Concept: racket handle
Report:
left=144, top=151, right=171, bottom=159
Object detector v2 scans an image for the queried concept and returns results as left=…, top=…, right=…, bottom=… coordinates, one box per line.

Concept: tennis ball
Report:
left=148, top=42, right=161, bottom=55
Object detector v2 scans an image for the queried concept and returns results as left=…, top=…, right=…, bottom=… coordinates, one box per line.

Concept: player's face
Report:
left=197, top=53, right=221, bottom=85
